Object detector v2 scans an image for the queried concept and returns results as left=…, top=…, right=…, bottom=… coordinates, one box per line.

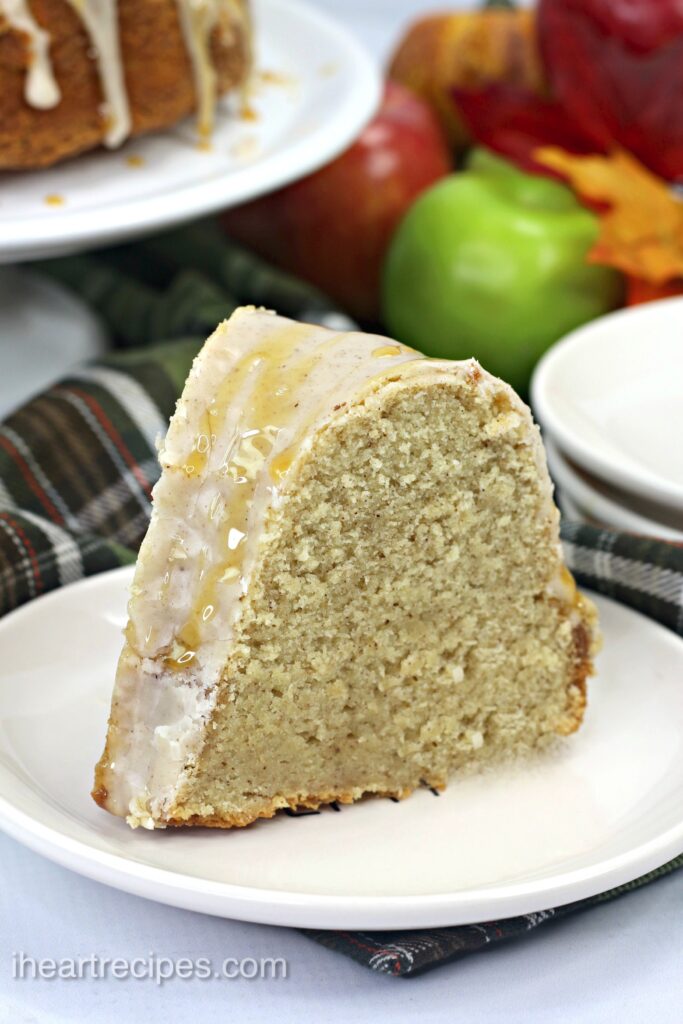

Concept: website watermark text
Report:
left=11, top=952, right=288, bottom=984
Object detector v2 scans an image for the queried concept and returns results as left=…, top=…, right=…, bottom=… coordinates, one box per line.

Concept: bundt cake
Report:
left=0, top=0, right=252, bottom=169
left=93, top=307, right=599, bottom=830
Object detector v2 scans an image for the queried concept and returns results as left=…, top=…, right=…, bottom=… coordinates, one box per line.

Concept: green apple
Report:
left=382, top=149, right=624, bottom=393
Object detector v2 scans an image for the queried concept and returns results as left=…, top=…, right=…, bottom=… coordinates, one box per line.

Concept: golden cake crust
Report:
left=93, top=785, right=422, bottom=829
left=0, top=0, right=250, bottom=169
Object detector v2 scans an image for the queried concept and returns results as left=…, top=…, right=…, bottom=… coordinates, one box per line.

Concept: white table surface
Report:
left=2, top=2, right=683, bottom=1021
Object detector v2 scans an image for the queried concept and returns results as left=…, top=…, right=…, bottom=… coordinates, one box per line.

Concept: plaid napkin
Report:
left=2, top=222, right=682, bottom=978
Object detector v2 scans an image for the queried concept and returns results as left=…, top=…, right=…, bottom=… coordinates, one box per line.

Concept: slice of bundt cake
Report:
left=93, top=307, right=598, bottom=829
left=0, top=0, right=252, bottom=169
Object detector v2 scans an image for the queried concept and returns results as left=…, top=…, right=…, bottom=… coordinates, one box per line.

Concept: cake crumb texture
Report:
left=162, top=374, right=597, bottom=827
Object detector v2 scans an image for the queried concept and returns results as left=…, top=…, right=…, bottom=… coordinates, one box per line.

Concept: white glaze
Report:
left=101, top=311, right=421, bottom=825
left=175, top=0, right=221, bottom=139
left=0, top=0, right=60, bottom=108
left=65, top=0, right=131, bottom=147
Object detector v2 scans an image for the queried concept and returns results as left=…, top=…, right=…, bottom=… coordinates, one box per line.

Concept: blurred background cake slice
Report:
left=0, top=0, right=252, bottom=168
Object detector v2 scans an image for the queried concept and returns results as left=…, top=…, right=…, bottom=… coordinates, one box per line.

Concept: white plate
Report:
left=0, top=0, right=381, bottom=263
left=1, top=569, right=682, bottom=930
left=554, top=488, right=588, bottom=525
left=531, top=298, right=683, bottom=512
left=546, top=439, right=683, bottom=544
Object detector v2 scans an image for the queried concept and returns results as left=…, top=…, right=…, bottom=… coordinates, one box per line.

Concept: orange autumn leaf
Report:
left=534, top=147, right=683, bottom=284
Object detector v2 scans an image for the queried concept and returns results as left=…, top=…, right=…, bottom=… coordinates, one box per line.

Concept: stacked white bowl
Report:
left=531, top=296, right=683, bottom=543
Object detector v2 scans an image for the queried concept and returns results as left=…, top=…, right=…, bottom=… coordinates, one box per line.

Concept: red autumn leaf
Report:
left=453, top=84, right=602, bottom=177
left=538, top=0, right=683, bottom=183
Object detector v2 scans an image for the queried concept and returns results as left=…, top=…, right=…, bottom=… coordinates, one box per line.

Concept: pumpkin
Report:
left=388, top=0, right=544, bottom=151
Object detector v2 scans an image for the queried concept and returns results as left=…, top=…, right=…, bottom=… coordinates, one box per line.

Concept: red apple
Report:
left=221, top=81, right=452, bottom=322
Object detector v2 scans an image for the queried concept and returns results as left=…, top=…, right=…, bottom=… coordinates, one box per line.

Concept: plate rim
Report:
left=1, top=567, right=682, bottom=931
left=0, top=0, right=382, bottom=263
left=545, top=438, right=683, bottom=543
left=531, top=296, right=683, bottom=513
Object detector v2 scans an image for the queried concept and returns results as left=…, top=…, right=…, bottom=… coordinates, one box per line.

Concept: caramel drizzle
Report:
left=173, top=324, right=342, bottom=657
left=165, top=325, right=422, bottom=664
left=124, top=310, right=420, bottom=669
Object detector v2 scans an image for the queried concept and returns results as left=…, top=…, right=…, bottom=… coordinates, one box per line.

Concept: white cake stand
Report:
left=0, top=0, right=381, bottom=412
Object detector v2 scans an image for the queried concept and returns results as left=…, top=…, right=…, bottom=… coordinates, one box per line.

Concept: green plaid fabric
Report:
left=2, top=223, right=682, bottom=977
left=305, top=853, right=683, bottom=976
